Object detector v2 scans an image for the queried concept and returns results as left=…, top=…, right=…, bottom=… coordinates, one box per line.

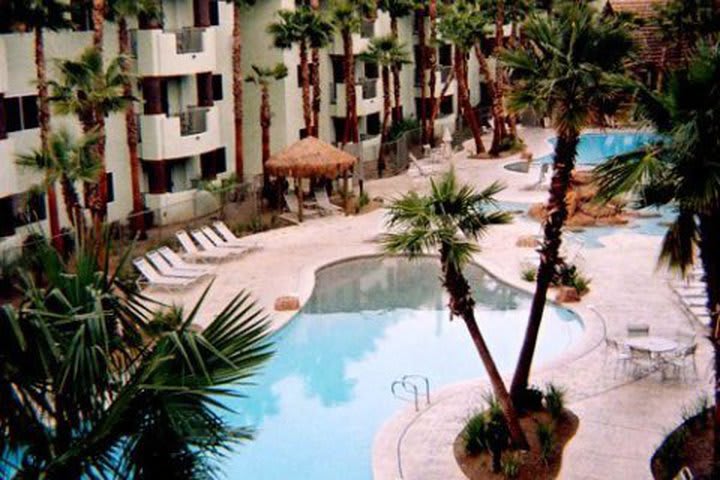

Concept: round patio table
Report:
left=625, top=336, right=679, bottom=353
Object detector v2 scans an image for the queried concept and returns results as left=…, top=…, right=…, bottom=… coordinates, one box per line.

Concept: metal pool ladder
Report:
left=391, top=375, right=431, bottom=412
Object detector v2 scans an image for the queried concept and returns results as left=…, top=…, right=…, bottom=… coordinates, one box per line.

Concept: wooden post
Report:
left=296, top=177, right=304, bottom=222
left=342, top=170, right=349, bottom=215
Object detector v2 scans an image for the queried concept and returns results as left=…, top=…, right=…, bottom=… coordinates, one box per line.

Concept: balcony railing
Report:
left=361, top=19, right=375, bottom=39
left=175, top=27, right=204, bottom=54
left=175, top=107, right=208, bottom=136
left=360, top=132, right=380, bottom=142
left=359, top=78, right=377, bottom=99
left=329, top=82, right=337, bottom=105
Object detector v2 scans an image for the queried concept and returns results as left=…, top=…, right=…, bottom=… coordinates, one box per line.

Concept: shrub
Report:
left=0, top=253, right=20, bottom=297
left=553, top=261, right=591, bottom=295
left=515, top=385, right=544, bottom=413
left=358, top=190, right=370, bottom=210
left=544, top=383, right=566, bottom=419
left=521, top=266, right=537, bottom=282
left=536, top=422, right=556, bottom=464
left=655, top=426, right=689, bottom=476
left=463, top=395, right=511, bottom=473
left=501, top=452, right=523, bottom=478
left=463, top=411, right=490, bottom=456
left=388, top=118, right=420, bottom=142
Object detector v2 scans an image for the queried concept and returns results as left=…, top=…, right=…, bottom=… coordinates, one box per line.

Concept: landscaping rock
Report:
left=555, top=286, right=581, bottom=303
left=520, top=150, right=533, bottom=161
left=516, top=235, right=541, bottom=248
left=274, top=295, right=300, bottom=311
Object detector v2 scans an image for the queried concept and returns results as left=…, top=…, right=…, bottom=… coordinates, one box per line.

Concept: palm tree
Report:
left=330, top=0, right=362, bottom=144
left=92, top=0, right=105, bottom=51
left=382, top=169, right=528, bottom=448
left=268, top=7, right=333, bottom=138
left=107, top=0, right=161, bottom=238
left=378, top=0, right=415, bottom=120
left=425, top=0, right=438, bottom=144
left=245, top=63, right=289, bottom=189
left=593, top=42, right=720, bottom=475
left=414, top=0, right=429, bottom=144
left=17, top=128, right=101, bottom=231
left=48, top=47, right=133, bottom=229
left=6, top=0, right=71, bottom=251
left=502, top=3, right=634, bottom=401
left=438, top=1, right=486, bottom=155
left=229, top=0, right=256, bottom=183
left=360, top=36, right=410, bottom=165
left=652, top=0, right=720, bottom=63
left=0, top=235, right=274, bottom=478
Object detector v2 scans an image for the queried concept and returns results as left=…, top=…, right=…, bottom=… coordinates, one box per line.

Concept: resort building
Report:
left=0, top=0, right=490, bottom=254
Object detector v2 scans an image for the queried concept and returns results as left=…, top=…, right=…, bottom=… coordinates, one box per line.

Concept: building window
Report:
left=210, top=0, right=220, bottom=26
left=0, top=196, right=15, bottom=237
left=440, top=96, right=454, bottom=116
left=366, top=113, right=381, bottom=136
left=299, top=128, right=308, bottom=140
left=212, top=74, right=223, bottom=101
left=70, top=0, right=93, bottom=32
left=438, top=44, right=452, bottom=66
left=200, top=148, right=227, bottom=180
left=364, top=62, right=379, bottom=80
left=106, top=173, right=115, bottom=203
left=1, top=191, right=47, bottom=230
left=5, top=95, right=39, bottom=132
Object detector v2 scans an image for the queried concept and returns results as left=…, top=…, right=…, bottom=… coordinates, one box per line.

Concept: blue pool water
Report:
left=537, top=132, right=659, bottom=166
left=224, top=256, right=583, bottom=479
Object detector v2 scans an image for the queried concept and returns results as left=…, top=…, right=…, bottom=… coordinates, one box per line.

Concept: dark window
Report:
left=440, top=96, right=453, bottom=115
left=5, top=95, right=39, bottom=132
left=209, top=0, right=220, bottom=26
left=0, top=196, right=15, bottom=237
left=212, top=74, right=223, bottom=101
left=366, top=113, right=381, bottom=136
left=200, top=148, right=227, bottom=180
left=299, top=128, right=308, bottom=140
left=331, top=56, right=345, bottom=84
left=70, top=0, right=93, bottom=31
left=216, top=148, right=227, bottom=173
left=106, top=172, right=115, bottom=203
left=438, top=44, right=452, bottom=66
left=333, top=117, right=346, bottom=143
left=9, top=191, right=47, bottom=228
left=364, top=62, right=378, bottom=80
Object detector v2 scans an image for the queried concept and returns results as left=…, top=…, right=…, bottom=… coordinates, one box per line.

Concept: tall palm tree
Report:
left=107, top=0, right=161, bottom=238
left=0, top=235, right=273, bottom=478
left=425, top=0, right=438, bottom=144
left=594, top=42, right=720, bottom=475
left=360, top=36, right=410, bottom=165
left=438, top=1, right=486, bottom=155
left=17, top=129, right=101, bottom=231
left=378, top=0, right=415, bottom=120
left=6, top=0, right=71, bottom=250
left=268, top=7, right=333, bottom=138
left=383, top=169, right=528, bottom=448
left=331, top=0, right=362, bottom=145
left=414, top=0, right=429, bottom=144
left=229, top=0, right=256, bottom=183
left=502, top=3, right=634, bottom=401
left=49, top=47, right=133, bottom=229
left=92, top=0, right=105, bottom=51
left=245, top=63, right=289, bottom=189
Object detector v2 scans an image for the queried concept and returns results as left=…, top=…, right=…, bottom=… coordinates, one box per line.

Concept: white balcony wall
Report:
left=0, top=139, right=17, bottom=198
left=0, top=38, right=7, bottom=92
left=140, top=105, right=221, bottom=160
left=330, top=82, right=382, bottom=117
left=145, top=189, right=218, bottom=226
left=135, top=28, right=217, bottom=77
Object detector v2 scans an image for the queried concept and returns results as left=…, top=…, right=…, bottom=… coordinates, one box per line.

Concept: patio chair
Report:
left=628, top=346, right=655, bottom=377
left=604, top=338, right=632, bottom=377
left=158, top=247, right=215, bottom=274
left=674, top=329, right=696, bottom=346
left=200, top=226, right=254, bottom=255
left=146, top=251, right=212, bottom=280
left=282, top=192, right=320, bottom=223
left=175, top=230, right=228, bottom=262
left=132, top=258, right=201, bottom=291
left=626, top=323, right=650, bottom=337
left=190, top=230, right=245, bottom=260
left=314, top=188, right=343, bottom=215
left=665, top=344, right=698, bottom=381
left=212, top=221, right=261, bottom=250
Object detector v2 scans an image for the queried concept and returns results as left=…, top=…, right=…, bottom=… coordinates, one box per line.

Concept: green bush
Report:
left=536, top=422, right=556, bottom=464
left=553, top=262, right=591, bottom=295
left=463, top=395, right=511, bottom=473
left=544, top=383, right=566, bottom=419
left=521, top=266, right=537, bottom=282
left=501, top=452, right=523, bottom=478
left=387, top=118, right=420, bottom=142
left=655, top=426, right=689, bottom=477
left=463, top=411, right=490, bottom=455
left=358, top=190, right=370, bottom=210
left=515, top=385, right=544, bottom=413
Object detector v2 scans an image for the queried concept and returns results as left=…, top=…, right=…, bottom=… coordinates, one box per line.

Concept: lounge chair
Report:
left=158, top=246, right=215, bottom=274
left=314, top=188, right=343, bottom=215
left=132, top=258, right=201, bottom=291
left=190, top=230, right=245, bottom=259
left=212, top=221, right=261, bottom=250
left=200, top=226, right=254, bottom=255
left=281, top=192, right=320, bottom=223
left=627, top=323, right=650, bottom=337
left=176, top=230, right=228, bottom=262
left=146, top=251, right=212, bottom=280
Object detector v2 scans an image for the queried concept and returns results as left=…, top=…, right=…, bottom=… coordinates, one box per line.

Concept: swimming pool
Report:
left=223, top=256, right=583, bottom=479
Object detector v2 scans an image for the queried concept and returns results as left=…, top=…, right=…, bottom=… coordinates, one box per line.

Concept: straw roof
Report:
left=266, top=137, right=357, bottom=178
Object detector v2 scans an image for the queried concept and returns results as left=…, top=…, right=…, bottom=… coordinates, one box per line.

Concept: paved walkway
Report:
left=149, top=127, right=712, bottom=480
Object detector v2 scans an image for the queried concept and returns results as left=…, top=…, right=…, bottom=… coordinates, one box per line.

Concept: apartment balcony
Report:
left=0, top=37, right=7, bottom=92
left=0, top=139, right=18, bottom=198
left=414, top=66, right=456, bottom=97
left=140, top=105, right=221, bottom=161
left=329, top=79, right=382, bottom=117
left=134, top=27, right=216, bottom=77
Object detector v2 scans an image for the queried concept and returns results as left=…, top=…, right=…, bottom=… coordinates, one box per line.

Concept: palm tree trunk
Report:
left=417, top=9, right=428, bottom=145
left=378, top=66, right=392, bottom=174
left=35, top=28, right=62, bottom=251
left=455, top=49, right=485, bottom=155
left=92, top=0, right=105, bottom=53
left=299, top=40, right=313, bottom=137
left=91, top=0, right=107, bottom=231
left=426, top=0, right=438, bottom=145
left=510, top=129, right=580, bottom=401
left=474, top=46, right=504, bottom=157
left=390, top=16, right=403, bottom=122
left=260, top=84, right=271, bottom=187
left=233, top=2, right=245, bottom=181
left=310, top=0, right=320, bottom=137
left=118, top=18, right=144, bottom=237
left=440, top=246, right=529, bottom=449
left=342, top=29, right=359, bottom=145
left=492, top=0, right=509, bottom=152
left=698, top=213, right=720, bottom=477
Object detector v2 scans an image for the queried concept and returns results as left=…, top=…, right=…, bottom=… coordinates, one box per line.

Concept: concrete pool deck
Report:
left=149, top=127, right=712, bottom=480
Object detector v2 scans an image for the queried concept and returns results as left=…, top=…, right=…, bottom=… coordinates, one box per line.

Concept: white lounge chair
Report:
left=132, top=258, right=201, bottom=291
left=190, top=230, right=245, bottom=259
left=200, top=226, right=252, bottom=254
left=212, top=221, right=261, bottom=250
left=314, top=188, right=343, bottom=214
left=176, top=230, right=228, bottom=262
left=158, top=246, right=215, bottom=274
left=146, top=251, right=212, bottom=280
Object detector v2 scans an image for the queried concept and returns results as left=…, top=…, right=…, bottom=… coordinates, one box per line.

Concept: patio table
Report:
left=625, top=336, right=679, bottom=354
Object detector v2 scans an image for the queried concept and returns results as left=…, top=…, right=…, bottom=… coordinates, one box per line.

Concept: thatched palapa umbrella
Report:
left=266, top=137, right=357, bottom=221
